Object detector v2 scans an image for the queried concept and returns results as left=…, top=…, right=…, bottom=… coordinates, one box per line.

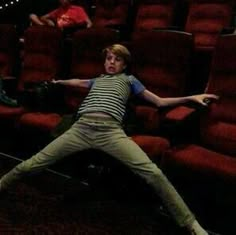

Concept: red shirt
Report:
left=48, top=5, right=88, bottom=28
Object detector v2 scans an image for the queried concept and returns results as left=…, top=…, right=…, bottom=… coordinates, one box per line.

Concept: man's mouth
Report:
left=108, top=66, right=115, bottom=72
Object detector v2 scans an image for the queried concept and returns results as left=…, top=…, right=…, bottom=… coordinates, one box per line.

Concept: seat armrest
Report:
left=164, top=106, right=196, bottom=122
left=160, top=104, right=212, bottom=144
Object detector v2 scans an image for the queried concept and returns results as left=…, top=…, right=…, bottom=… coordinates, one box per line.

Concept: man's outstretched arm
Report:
left=138, top=89, right=219, bottom=108
left=52, top=79, right=91, bottom=88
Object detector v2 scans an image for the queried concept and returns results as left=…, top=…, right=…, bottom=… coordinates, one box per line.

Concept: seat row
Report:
left=0, top=24, right=196, bottom=132
left=0, top=23, right=235, bottom=223
left=84, top=0, right=235, bottom=51
left=3, top=0, right=235, bottom=52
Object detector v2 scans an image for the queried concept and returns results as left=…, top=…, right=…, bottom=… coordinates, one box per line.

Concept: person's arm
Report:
left=85, top=16, right=93, bottom=28
left=139, top=89, right=219, bottom=107
left=52, top=79, right=92, bottom=88
left=40, top=7, right=60, bottom=27
left=40, top=13, right=56, bottom=26
left=29, top=14, right=45, bottom=25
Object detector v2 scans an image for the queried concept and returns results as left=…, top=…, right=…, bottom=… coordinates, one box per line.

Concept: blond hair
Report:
left=103, top=44, right=131, bottom=65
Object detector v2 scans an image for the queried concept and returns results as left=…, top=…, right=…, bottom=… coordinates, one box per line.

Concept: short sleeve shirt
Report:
left=78, top=73, right=146, bottom=123
left=48, top=5, right=88, bottom=28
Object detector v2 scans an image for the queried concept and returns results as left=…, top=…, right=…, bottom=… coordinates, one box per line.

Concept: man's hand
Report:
left=190, top=94, right=219, bottom=106
left=46, top=19, right=56, bottom=27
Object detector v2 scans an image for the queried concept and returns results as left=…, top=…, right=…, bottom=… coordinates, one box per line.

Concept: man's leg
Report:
left=0, top=122, right=91, bottom=190
left=98, top=127, right=207, bottom=234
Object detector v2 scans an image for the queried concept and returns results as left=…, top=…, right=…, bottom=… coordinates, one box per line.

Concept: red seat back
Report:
left=201, top=34, right=236, bottom=156
left=18, top=26, right=64, bottom=91
left=0, top=24, right=19, bottom=77
left=131, top=30, right=194, bottom=98
left=65, top=27, right=120, bottom=111
left=92, top=0, right=131, bottom=29
left=133, top=0, right=176, bottom=32
left=185, top=0, right=234, bottom=51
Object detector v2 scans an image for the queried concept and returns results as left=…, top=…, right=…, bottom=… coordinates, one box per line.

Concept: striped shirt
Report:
left=77, top=73, right=145, bottom=123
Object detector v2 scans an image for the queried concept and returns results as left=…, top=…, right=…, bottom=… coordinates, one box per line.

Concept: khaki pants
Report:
left=0, top=115, right=195, bottom=227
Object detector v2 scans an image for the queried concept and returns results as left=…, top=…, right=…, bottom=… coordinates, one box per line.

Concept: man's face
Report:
left=104, top=51, right=126, bottom=75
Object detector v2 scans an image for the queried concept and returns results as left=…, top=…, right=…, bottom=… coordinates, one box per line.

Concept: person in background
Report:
left=29, top=0, right=92, bottom=30
left=0, top=44, right=218, bottom=235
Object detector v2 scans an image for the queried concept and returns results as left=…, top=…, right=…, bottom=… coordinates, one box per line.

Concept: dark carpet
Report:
left=0, top=132, right=233, bottom=235
left=0, top=155, right=185, bottom=235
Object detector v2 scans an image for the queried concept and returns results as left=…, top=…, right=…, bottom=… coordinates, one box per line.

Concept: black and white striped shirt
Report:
left=77, top=73, right=145, bottom=123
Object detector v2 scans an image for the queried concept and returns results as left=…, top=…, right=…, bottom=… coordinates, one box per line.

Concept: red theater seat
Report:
left=132, top=0, right=176, bottom=33
left=5, top=26, right=64, bottom=130
left=131, top=30, right=193, bottom=97
left=17, top=26, right=63, bottom=91
left=0, top=24, right=19, bottom=78
left=184, top=0, right=234, bottom=51
left=163, top=34, right=236, bottom=200
left=129, top=30, right=194, bottom=138
left=18, top=28, right=120, bottom=134
left=18, top=28, right=172, bottom=165
left=92, top=0, right=132, bottom=38
left=65, top=28, right=170, bottom=161
left=0, top=24, right=22, bottom=125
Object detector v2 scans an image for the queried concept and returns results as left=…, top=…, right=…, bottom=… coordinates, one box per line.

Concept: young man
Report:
left=0, top=44, right=218, bottom=235
left=29, top=0, right=92, bottom=29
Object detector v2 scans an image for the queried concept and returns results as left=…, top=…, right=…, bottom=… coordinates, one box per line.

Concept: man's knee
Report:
left=148, top=163, right=164, bottom=179
left=136, top=162, right=164, bottom=181
left=15, top=160, right=34, bottom=174
left=15, top=153, right=46, bottom=174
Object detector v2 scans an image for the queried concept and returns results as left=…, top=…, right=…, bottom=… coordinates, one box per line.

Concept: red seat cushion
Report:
left=0, top=105, right=26, bottom=119
left=164, top=145, right=236, bottom=180
left=132, top=135, right=170, bottom=162
left=18, top=112, right=62, bottom=132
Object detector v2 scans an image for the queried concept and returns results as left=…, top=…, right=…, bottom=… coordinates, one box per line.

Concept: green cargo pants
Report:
left=0, top=115, right=195, bottom=227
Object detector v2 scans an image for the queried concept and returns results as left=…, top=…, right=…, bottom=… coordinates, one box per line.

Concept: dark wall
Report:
left=0, top=0, right=93, bottom=34
left=0, top=0, right=58, bottom=32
